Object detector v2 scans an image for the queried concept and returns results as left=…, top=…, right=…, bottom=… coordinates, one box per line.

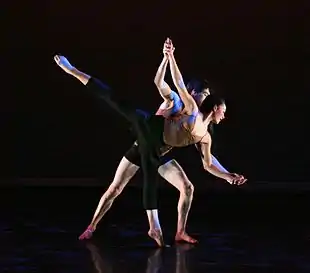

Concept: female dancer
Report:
left=54, top=38, right=244, bottom=246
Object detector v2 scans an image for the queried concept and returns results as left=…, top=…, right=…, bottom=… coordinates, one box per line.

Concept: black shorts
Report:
left=124, top=143, right=171, bottom=167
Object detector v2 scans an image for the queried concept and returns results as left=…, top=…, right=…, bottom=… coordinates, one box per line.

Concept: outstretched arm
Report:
left=198, top=140, right=247, bottom=185
left=211, top=155, right=229, bottom=173
left=203, top=154, right=231, bottom=180
left=196, top=143, right=229, bottom=173
left=199, top=135, right=233, bottom=181
left=154, top=45, right=184, bottom=116
left=165, top=39, right=198, bottom=114
left=154, top=55, right=173, bottom=100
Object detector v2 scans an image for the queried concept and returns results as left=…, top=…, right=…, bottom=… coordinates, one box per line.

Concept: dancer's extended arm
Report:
left=210, top=155, right=229, bottom=173
left=199, top=141, right=247, bottom=185
left=154, top=51, right=183, bottom=115
left=196, top=143, right=229, bottom=173
left=165, top=39, right=198, bottom=115
left=154, top=55, right=172, bottom=100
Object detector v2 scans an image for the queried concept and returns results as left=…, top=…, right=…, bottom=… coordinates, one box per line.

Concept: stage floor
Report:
left=1, top=186, right=310, bottom=272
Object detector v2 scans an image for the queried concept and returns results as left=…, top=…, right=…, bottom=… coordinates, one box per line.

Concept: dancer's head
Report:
left=199, top=94, right=226, bottom=124
left=187, top=79, right=225, bottom=124
left=187, top=79, right=211, bottom=106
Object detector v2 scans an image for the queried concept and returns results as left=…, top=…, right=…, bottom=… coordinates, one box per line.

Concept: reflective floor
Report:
left=1, top=186, right=310, bottom=272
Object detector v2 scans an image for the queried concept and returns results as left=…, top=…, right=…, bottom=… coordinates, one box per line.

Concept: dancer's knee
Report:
left=106, top=184, right=124, bottom=199
left=181, top=182, right=194, bottom=197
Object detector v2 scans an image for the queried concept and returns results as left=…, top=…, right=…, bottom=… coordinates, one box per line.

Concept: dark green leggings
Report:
left=86, top=77, right=164, bottom=210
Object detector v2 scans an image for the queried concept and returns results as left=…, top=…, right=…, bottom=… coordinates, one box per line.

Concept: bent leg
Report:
left=158, top=159, right=197, bottom=244
left=79, top=157, right=139, bottom=240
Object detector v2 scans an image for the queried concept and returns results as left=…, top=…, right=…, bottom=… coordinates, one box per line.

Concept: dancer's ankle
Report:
left=87, top=224, right=95, bottom=231
left=146, top=209, right=161, bottom=231
left=176, top=228, right=185, bottom=235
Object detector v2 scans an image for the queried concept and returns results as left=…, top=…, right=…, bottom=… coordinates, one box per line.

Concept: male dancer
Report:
left=78, top=40, right=246, bottom=244
left=54, top=38, right=245, bottom=246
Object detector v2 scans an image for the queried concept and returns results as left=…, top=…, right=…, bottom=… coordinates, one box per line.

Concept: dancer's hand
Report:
left=163, top=38, right=175, bottom=57
left=227, top=173, right=247, bottom=185
left=54, top=55, right=74, bottom=74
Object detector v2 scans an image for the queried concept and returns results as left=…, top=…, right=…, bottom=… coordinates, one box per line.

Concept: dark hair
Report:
left=199, top=94, right=225, bottom=114
left=187, top=79, right=223, bottom=154
left=186, top=79, right=214, bottom=94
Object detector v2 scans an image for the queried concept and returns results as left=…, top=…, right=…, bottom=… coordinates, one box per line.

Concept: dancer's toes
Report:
left=175, top=232, right=198, bottom=244
left=54, top=55, right=60, bottom=63
left=148, top=229, right=169, bottom=247
left=54, top=55, right=74, bottom=73
left=79, top=226, right=95, bottom=240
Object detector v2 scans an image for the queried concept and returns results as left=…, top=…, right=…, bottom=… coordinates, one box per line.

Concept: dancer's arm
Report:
left=199, top=136, right=233, bottom=181
left=199, top=134, right=213, bottom=169
left=165, top=39, right=198, bottom=114
left=203, top=155, right=231, bottom=180
left=154, top=50, right=184, bottom=115
left=204, top=158, right=247, bottom=185
left=210, top=154, right=229, bottom=174
left=195, top=143, right=229, bottom=173
left=199, top=141, right=247, bottom=184
left=154, top=55, right=173, bottom=100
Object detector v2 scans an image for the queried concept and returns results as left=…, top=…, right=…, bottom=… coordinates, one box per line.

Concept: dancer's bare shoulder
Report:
left=200, top=131, right=211, bottom=144
left=190, top=114, right=210, bottom=141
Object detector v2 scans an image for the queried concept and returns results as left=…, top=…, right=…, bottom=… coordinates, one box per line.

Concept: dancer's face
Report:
left=191, top=88, right=210, bottom=106
left=212, top=103, right=226, bottom=124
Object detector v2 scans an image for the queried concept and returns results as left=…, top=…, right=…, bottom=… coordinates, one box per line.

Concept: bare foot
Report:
left=79, top=225, right=95, bottom=240
left=175, top=232, right=198, bottom=244
left=148, top=229, right=168, bottom=247
left=54, top=55, right=74, bottom=74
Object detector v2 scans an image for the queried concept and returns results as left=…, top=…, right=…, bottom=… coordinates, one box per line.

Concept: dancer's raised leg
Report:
left=55, top=55, right=165, bottom=246
left=54, top=55, right=91, bottom=85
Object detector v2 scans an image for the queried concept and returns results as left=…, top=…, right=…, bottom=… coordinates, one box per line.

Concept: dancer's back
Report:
left=163, top=110, right=209, bottom=147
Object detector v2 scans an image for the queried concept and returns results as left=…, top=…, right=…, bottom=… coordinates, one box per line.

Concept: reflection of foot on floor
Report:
left=85, top=241, right=100, bottom=254
left=85, top=241, right=113, bottom=272
left=146, top=249, right=163, bottom=273
left=176, top=243, right=196, bottom=252
left=148, top=249, right=163, bottom=262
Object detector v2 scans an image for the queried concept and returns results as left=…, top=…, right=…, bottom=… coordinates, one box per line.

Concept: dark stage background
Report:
left=11, top=0, right=308, bottom=189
